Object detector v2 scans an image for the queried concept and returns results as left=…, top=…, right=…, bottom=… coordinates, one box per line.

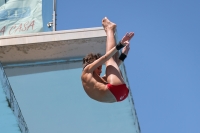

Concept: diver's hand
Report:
left=122, top=43, right=130, bottom=55
left=121, top=32, right=134, bottom=46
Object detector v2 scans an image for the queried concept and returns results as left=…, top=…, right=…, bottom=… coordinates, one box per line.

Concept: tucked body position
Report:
left=81, top=17, right=134, bottom=103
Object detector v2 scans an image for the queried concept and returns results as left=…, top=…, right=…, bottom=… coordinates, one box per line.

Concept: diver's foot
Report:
left=102, top=17, right=116, bottom=32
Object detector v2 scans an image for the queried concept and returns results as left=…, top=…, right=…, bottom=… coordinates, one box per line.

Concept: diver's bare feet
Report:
left=102, top=17, right=116, bottom=32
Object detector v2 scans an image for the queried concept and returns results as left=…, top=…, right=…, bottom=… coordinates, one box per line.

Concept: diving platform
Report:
left=0, top=27, right=140, bottom=133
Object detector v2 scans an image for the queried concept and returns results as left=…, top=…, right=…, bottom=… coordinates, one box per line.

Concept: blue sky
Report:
left=56, top=0, right=200, bottom=133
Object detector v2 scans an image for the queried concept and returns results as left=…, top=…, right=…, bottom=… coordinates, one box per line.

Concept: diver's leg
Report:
left=102, top=17, right=125, bottom=85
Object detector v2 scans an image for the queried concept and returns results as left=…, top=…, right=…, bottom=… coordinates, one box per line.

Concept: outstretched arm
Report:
left=85, top=46, right=119, bottom=73
left=116, top=32, right=133, bottom=66
left=116, top=43, right=130, bottom=66
left=84, top=32, right=134, bottom=73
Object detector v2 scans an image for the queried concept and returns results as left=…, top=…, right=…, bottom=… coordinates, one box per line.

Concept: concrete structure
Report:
left=0, top=27, right=140, bottom=133
left=0, top=27, right=106, bottom=65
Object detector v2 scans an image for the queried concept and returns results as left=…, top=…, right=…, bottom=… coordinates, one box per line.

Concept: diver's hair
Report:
left=83, top=53, right=101, bottom=68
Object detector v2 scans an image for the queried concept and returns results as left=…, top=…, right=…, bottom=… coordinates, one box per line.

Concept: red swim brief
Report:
left=107, top=84, right=129, bottom=102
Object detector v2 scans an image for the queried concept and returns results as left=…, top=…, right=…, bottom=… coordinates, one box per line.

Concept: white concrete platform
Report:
left=0, top=27, right=106, bottom=65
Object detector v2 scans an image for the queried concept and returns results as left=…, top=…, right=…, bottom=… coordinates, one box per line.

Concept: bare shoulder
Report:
left=82, top=64, right=90, bottom=73
left=81, top=65, right=92, bottom=81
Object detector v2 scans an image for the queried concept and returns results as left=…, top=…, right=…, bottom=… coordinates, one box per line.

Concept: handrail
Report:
left=0, top=62, right=29, bottom=133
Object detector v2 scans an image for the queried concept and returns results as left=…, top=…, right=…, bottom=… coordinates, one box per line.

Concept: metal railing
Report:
left=120, top=63, right=141, bottom=133
left=0, top=62, right=29, bottom=133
